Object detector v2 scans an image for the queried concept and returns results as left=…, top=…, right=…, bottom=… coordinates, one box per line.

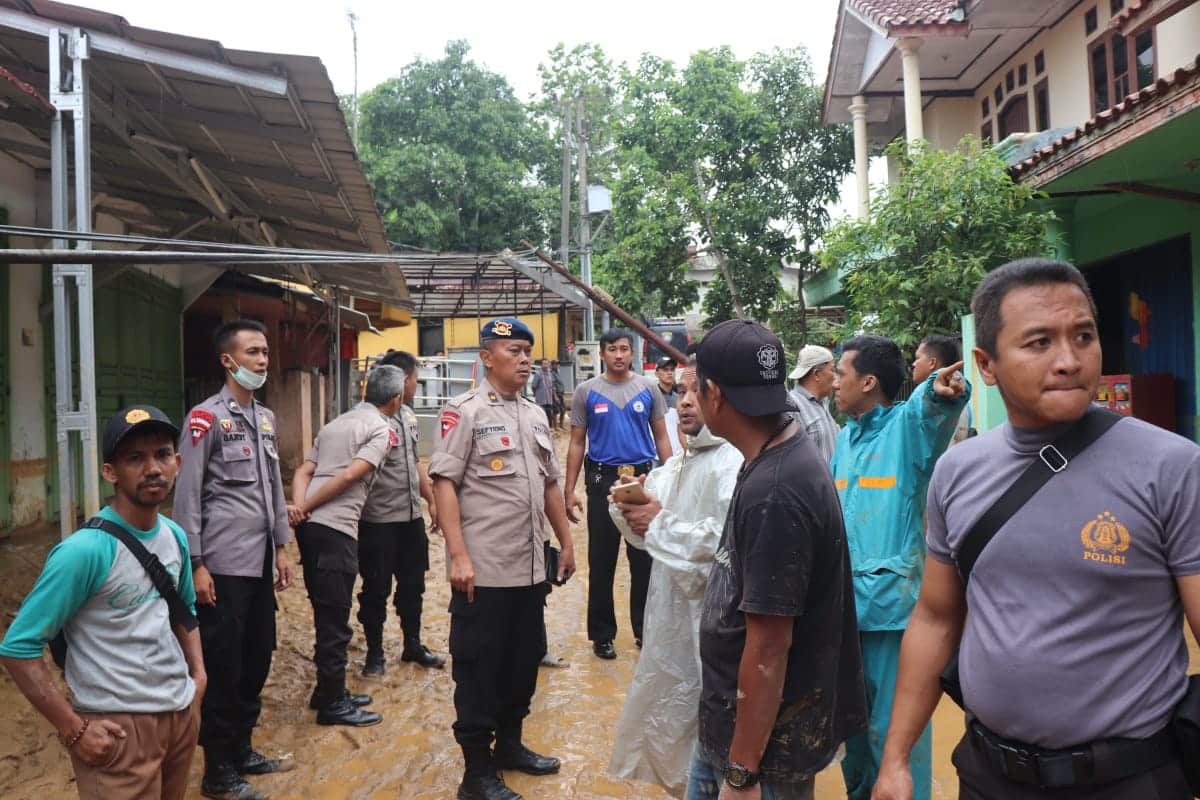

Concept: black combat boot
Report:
left=363, top=628, right=386, bottom=677
left=494, top=725, right=561, bottom=776
left=457, top=748, right=521, bottom=800
left=308, top=677, right=373, bottom=711
left=201, top=754, right=268, bottom=800
left=234, top=744, right=296, bottom=775
left=400, top=634, right=446, bottom=669
left=316, top=690, right=383, bottom=727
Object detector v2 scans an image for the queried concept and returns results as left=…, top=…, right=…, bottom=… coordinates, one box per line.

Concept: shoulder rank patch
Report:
left=189, top=409, right=215, bottom=445
left=440, top=408, right=461, bottom=438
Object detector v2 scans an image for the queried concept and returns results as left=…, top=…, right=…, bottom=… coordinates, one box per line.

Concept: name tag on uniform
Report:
left=594, top=403, right=609, bottom=414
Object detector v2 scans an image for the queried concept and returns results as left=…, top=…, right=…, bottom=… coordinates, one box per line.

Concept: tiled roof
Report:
left=1010, top=54, right=1200, bottom=178
left=847, top=0, right=965, bottom=30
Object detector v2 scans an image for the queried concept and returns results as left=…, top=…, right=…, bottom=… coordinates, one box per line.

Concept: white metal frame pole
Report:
left=48, top=27, right=100, bottom=536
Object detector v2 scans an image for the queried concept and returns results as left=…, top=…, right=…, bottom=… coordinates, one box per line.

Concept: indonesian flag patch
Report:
left=593, top=403, right=609, bottom=414
left=440, top=409, right=461, bottom=438
left=189, top=409, right=215, bottom=445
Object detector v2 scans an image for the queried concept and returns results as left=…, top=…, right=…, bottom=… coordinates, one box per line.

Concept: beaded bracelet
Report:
left=63, top=718, right=89, bottom=749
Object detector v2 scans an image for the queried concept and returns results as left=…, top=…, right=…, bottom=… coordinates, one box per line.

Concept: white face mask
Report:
left=226, top=357, right=267, bottom=391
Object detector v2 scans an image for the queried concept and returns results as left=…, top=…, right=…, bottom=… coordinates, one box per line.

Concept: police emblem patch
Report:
left=219, top=418, right=234, bottom=432
left=125, top=408, right=150, bottom=424
left=490, top=458, right=505, bottom=471
left=1080, top=511, right=1131, bottom=566
left=189, top=409, right=215, bottom=445
left=492, top=321, right=513, bottom=337
left=440, top=409, right=461, bottom=438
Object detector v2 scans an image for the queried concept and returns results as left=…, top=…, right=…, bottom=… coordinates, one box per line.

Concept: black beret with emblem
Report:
left=480, top=316, right=534, bottom=345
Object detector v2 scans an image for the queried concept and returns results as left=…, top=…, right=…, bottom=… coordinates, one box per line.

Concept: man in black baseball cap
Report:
left=103, top=405, right=180, bottom=463
left=689, top=319, right=867, bottom=798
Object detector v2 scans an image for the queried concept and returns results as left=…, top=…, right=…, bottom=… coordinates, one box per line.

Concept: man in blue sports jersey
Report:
left=0, top=406, right=205, bottom=800
left=565, top=328, right=672, bottom=659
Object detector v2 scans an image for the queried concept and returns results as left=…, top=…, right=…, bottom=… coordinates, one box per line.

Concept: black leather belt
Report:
left=584, top=457, right=653, bottom=489
left=968, top=719, right=1177, bottom=788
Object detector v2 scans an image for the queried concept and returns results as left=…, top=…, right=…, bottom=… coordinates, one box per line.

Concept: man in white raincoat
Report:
left=607, top=360, right=743, bottom=797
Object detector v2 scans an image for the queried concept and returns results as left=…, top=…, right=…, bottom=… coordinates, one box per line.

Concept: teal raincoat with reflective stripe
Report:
left=831, top=372, right=969, bottom=631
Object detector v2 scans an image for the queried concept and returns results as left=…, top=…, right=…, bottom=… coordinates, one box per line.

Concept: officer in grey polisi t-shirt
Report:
left=873, top=258, right=1200, bottom=800
left=290, top=366, right=402, bottom=729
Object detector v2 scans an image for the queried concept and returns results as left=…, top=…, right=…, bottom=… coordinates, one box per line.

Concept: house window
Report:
left=1089, top=29, right=1156, bottom=112
left=1019, top=64, right=1028, bottom=86
left=981, top=120, right=993, bottom=144
left=1035, top=51, right=1046, bottom=74
left=998, top=95, right=1030, bottom=140
left=1085, top=7, right=1098, bottom=34
left=1111, top=0, right=1124, bottom=12
left=1006, top=70, right=1015, bottom=91
left=982, top=96, right=990, bottom=117
left=1034, top=78, right=1051, bottom=130
left=994, top=85, right=1004, bottom=105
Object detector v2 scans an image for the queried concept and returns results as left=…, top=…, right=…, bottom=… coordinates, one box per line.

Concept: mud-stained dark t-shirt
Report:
left=698, top=432, right=867, bottom=782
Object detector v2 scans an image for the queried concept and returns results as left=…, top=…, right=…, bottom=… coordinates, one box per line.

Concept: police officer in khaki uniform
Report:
left=290, top=366, right=404, bottom=728
left=431, top=317, right=576, bottom=800
left=173, top=319, right=295, bottom=800
left=357, top=350, right=443, bottom=674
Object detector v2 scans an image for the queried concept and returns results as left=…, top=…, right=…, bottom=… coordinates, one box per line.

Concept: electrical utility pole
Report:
left=347, top=10, right=360, bottom=149
left=576, top=94, right=594, bottom=341
left=559, top=100, right=572, bottom=268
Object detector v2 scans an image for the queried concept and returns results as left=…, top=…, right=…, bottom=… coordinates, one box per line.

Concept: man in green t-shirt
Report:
left=0, top=406, right=206, bottom=800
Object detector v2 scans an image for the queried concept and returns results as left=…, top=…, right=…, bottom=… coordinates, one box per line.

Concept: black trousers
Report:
left=449, top=585, right=547, bottom=773
left=356, top=518, right=429, bottom=643
left=196, top=569, right=276, bottom=761
left=540, top=404, right=556, bottom=427
left=585, top=471, right=651, bottom=643
left=296, top=522, right=358, bottom=702
left=953, top=734, right=1192, bottom=800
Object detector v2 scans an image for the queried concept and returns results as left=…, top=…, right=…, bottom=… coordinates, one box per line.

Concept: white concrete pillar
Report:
left=897, top=37, right=924, bottom=143
left=849, top=95, right=870, bottom=219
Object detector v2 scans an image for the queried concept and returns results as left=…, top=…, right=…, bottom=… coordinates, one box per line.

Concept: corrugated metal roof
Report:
left=0, top=0, right=410, bottom=307
left=396, top=252, right=589, bottom=320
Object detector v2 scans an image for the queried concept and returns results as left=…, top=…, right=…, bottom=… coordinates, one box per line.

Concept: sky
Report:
left=79, top=0, right=877, bottom=221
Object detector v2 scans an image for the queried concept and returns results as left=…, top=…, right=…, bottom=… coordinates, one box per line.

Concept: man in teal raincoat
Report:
left=831, top=334, right=969, bottom=800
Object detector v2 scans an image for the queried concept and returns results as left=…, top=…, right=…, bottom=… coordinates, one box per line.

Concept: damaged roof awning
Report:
left=0, top=0, right=411, bottom=309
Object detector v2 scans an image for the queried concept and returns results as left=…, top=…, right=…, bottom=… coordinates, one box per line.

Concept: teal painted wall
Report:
left=960, top=314, right=1008, bottom=433
left=1070, top=195, right=1200, bottom=441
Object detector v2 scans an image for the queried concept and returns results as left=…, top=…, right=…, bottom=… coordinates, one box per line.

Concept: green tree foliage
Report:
left=822, top=137, right=1057, bottom=347
left=610, top=47, right=853, bottom=323
left=357, top=41, right=548, bottom=251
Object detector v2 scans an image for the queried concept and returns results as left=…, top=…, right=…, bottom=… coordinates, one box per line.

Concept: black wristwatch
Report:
left=723, top=761, right=759, bottom=789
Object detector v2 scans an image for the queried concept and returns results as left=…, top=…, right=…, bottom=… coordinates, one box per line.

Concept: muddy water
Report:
left=0, top=429, right=1198, bottom=799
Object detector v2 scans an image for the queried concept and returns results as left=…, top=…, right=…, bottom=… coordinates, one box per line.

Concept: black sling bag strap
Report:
left=49, top=516, right=199, bottom=669
left=940, top=407, right=1122, bottom=709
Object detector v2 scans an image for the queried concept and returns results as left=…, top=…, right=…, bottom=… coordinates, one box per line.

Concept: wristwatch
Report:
left=724, top=762, right=759, bottom=789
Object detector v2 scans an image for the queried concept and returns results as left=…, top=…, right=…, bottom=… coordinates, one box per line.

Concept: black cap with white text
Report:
left=695, top=319, right=792, bottom=417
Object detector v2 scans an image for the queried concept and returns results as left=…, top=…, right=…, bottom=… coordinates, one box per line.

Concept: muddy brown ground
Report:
left=0, top=430, right=1197, bottom=799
